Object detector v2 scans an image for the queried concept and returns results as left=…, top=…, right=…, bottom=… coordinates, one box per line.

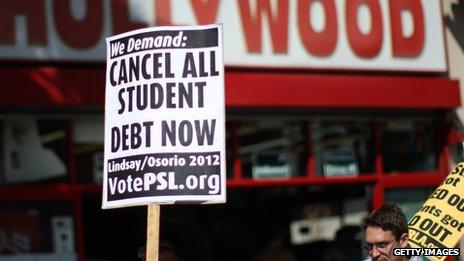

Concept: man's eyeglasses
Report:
left=364, top=240, right=396, bottom=252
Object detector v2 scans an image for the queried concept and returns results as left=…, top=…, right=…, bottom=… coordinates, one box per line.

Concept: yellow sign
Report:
left=408, top=163, right=464, bottom=261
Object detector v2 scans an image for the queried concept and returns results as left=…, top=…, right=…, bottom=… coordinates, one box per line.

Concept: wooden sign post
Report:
left=146, top=204, right=160, bottom=261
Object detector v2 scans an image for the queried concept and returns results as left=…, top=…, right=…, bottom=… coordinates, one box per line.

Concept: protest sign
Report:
left=408, top=162, right=464, bottom=261
left=102, top=24, right=226, bottom=209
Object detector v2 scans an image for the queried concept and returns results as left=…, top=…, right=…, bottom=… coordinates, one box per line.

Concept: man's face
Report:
left=364, top=226, right=408, bottom=261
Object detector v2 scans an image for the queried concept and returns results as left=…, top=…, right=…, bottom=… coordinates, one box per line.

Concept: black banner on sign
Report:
left=106, top=152, right=221, bottom=200
left=409, top=227, right=447, bottom=249
left=109, top=28, right=219, bottom=58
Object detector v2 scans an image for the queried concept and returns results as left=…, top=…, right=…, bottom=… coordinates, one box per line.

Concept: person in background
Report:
left=254, top=225, right=296, bottom=261
left=323, top=225, right=362, bottom=261
left=363, top=203, right=422, bottom=261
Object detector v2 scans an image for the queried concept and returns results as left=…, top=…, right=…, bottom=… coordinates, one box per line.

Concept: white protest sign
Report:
left=102, top=24, right=226, bottom=209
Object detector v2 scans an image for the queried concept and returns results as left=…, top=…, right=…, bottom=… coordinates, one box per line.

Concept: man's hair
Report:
left=364, top=203, right=408, bottom=240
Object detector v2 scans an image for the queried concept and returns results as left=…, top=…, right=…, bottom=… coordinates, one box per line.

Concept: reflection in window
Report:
left=0, top=120, right=68, bottom=185
left=312, top=121, right=374, bottom=177
left=225, top=122, right=234, bottom=179
left=238, top=121, right=306, bottom=179
left=0, top=202, right=75, bottom=255
left=75, top=143, right=103, bottom=184
left=381, top=120, right=437, bottom=173
left=74, top=117, right=104, bottom=184
left=385, top=187, right=434, bottom=220
left=449, top=142, right=464, bottom=168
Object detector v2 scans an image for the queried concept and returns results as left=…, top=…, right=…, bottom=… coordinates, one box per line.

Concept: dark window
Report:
left=381, top=120, right=437, bottom=173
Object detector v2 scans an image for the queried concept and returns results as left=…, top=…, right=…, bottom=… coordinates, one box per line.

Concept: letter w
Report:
left=195, top=119, right=215, bottom=145
left=237, top=0, right=289, bottom=53
left=111, top=42, right=121, bottom=57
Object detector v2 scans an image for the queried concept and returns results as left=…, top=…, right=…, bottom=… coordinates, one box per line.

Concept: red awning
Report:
left=0, top=67, right=460, bottom=109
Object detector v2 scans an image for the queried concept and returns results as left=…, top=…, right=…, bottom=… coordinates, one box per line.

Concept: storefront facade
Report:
left=0, top=1, right=462, bottom=260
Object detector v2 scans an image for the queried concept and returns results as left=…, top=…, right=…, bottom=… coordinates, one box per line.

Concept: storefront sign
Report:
left=102, top=24, right=226, bottom=209
left=0, top=0, right=445, bottom=72
left=408, top=162, right=464, bottom=261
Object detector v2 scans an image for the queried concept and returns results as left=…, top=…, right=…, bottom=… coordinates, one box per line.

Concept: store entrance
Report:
left=83, top=185, right=368, bottom=261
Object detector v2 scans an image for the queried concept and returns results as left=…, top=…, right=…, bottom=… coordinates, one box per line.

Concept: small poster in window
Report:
left=252, top=151, right=291, bottom=180
left=322, top=146, right=358, bottom=177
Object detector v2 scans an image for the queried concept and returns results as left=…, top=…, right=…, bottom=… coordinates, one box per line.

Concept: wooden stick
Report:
left=146, top=204, right=160, bottom=261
